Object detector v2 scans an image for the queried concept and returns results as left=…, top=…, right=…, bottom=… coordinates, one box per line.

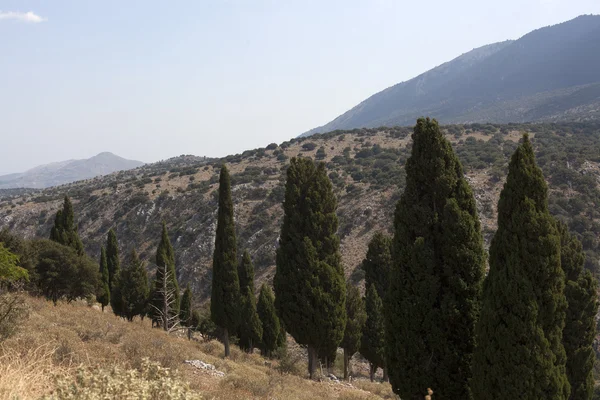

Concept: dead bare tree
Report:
left=149, top=264, right=180, bottom=334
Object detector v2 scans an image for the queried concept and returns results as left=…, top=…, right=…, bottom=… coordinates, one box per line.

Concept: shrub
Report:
left=301, top=142, right=317, bottom=151
left=44, top=358, right=202, bottom=400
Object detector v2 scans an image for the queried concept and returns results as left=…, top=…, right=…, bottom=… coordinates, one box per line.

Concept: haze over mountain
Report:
left=303, top=15, right=600, bottom=137
left=0, top=152, right=144, bottom=189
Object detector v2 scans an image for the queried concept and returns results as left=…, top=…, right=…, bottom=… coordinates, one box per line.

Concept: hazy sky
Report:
left=1, top=0, right=599, bottom=175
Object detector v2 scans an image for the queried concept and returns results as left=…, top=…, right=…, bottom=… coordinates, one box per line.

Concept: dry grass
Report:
left=0, top=295, right=395, bottom=399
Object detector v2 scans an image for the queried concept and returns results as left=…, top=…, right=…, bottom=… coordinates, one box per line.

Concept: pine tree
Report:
left=97, top=246, right=110, bottom=312
left=106, top=229, right=122, bottom=316
left=274, top=157, right=346, bottom=378
left=211, top=165, right=241, bottom=357
left=118, top=249, right=149, bottom=322
left=559, top=222, right=598, bottom=400
left=386, top=118, right=486, bottom=399
left=472, top=134, right=569, bottom=400
left=50, top=196, right=84, bottom=256
left=362, top=232, right=392, bottom=301
left=180, top=284, right=193, bottom=339
left=361, top=284, right=385, bottom=382
left=257, top=284, right=281, bottom=358
left=238, top=250, right=262, bottom=353
left=340, top=283, right=366, bottom=381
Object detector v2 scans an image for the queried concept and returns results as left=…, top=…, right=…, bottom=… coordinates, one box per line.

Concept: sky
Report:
left=1, top=0, right=599, bottom=175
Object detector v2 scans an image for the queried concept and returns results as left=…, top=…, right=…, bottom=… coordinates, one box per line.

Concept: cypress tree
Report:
left=97, top=246, right=110, bottom=312
left=180, top=284, right=193, bottom=339
left=211, top=164, right=241, bottom=358
left=386, top=118, right=485, bottom=399
left=238, top=250, right=254, bottom=296
left=149, top=222, right=181, bottom=330
left=361, top=284, right=385, bottom=382
left=238, top=250, right=262, bottom=352
left=340, top=283, right=366, bottom=381
left=239, top=286, right=263, bottom=353
left=118, top=249, right=149, bottom=322
left=257, top=283, right=281, bottom=358
left=362, top=231, right=392, bottom=301
left=559, top=222, right=598, bottom=400
left=472, top=134, right=569, bottom=400
left=106, top=229, right=122, bottom=316
left=106, top=229, right=120, bottom=292
left=180, top=284, right=192, bottom=325
left=50, top=196, right=84, bottom=256
left=274, top=157, right=346, bottom=379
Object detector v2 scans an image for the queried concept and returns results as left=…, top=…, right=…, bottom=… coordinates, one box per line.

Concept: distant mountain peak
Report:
left=0, top=153, right=144, bottom=189
left=302, top=14, right=600, bottom=137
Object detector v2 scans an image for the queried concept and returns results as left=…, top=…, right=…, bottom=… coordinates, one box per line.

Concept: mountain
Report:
left=303, top=15, right=600, bottom=136
left=0, top=152, right=144, bottom=189
left=1, top=122, right=599, bottom=301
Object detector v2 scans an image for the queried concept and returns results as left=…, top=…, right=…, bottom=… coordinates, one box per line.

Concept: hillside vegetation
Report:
left=1, top=122, right=599, bottom=300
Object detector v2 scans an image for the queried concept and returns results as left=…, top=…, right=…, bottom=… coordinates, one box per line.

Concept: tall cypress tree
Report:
left=362, top=232, right=392, bottom=301
left=106, top=229, right=122, bottom=316
left=50, top=196, right=84, bottom=256
left=180, top=284, right=193, bottom=339
left=97, top=246, right=110, bottom=312
left=106, top=229, right=120, bottom=292
left=559, top=222, right=598, bottom=400
left=211, top=164, right=241, bottom=358
left=238, top=250, right=262, bottom=352
left=180, top=284, right=192, bottom=326
left=341, top=283, right=366, bottom=381
left=149, top=222, right=180, bottom=330
left=472, top=134, right=569, bottom=400
left=257, top=283, right=281, bottom=358
left=361, top=284, right=385, bottom=382
left=238, top=250, right=254, bottom=295
left=274, top=157, right=346, bottom=378
left=118, top=249, right=149, bottom=322
left=386, top=118, right=485, bottom=399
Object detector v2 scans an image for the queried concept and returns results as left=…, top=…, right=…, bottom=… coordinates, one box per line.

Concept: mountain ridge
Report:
left=0, top=152, right=144, bottom=189
left=302, top=15, right=600, bottom=137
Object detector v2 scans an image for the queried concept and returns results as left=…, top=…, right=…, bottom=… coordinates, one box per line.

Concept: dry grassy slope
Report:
left=0, top=295, right=395, bottom=399
left=0, top=124, right=598, bottom=302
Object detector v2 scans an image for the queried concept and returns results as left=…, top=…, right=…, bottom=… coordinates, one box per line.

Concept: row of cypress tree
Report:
left=48, top=196, right=201, bottom=333
left=211, top=165, right=285, bottom=357
left=207, top=117, right=598, bottom=400
left=382, top=118, right=598, bottom=400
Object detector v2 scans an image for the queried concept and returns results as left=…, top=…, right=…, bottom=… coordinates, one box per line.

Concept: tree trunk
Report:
left=101, top=305, right=105, bottom=312
left=308, top=345, right=317, bottom=379
left=343, top=349, right=350, bottom=380
left=248, top=338, right=253, bottom=354
left=382, top=365, right=388, bottom=382
left=187, top=327, right=192, bottom=340
left=369, top=363, right=375, bottom=382
left=223, top=328, right=230, bottom=357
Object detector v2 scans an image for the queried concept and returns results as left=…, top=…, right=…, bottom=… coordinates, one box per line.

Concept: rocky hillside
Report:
left=304, top=15, right=600, bottom=136
left=1, top=123, right=599, bottom=301
left=0, top=152, right=144, bottom=189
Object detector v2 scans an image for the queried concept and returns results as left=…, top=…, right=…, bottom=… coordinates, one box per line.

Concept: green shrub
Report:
left=44, top=358, right=202, bottom=400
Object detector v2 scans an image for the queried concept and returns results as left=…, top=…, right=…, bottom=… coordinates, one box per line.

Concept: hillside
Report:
left=304, top=15, right=600, bottom=136
left=0, top=294, right=395, bottom=399
left=0, top=152, right=144, bottom=189
left=0, top=122, right=599, bottom=302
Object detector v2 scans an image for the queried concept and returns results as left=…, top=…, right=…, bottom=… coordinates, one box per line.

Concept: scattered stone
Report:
left=184, top=360, right=225, bottom=377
